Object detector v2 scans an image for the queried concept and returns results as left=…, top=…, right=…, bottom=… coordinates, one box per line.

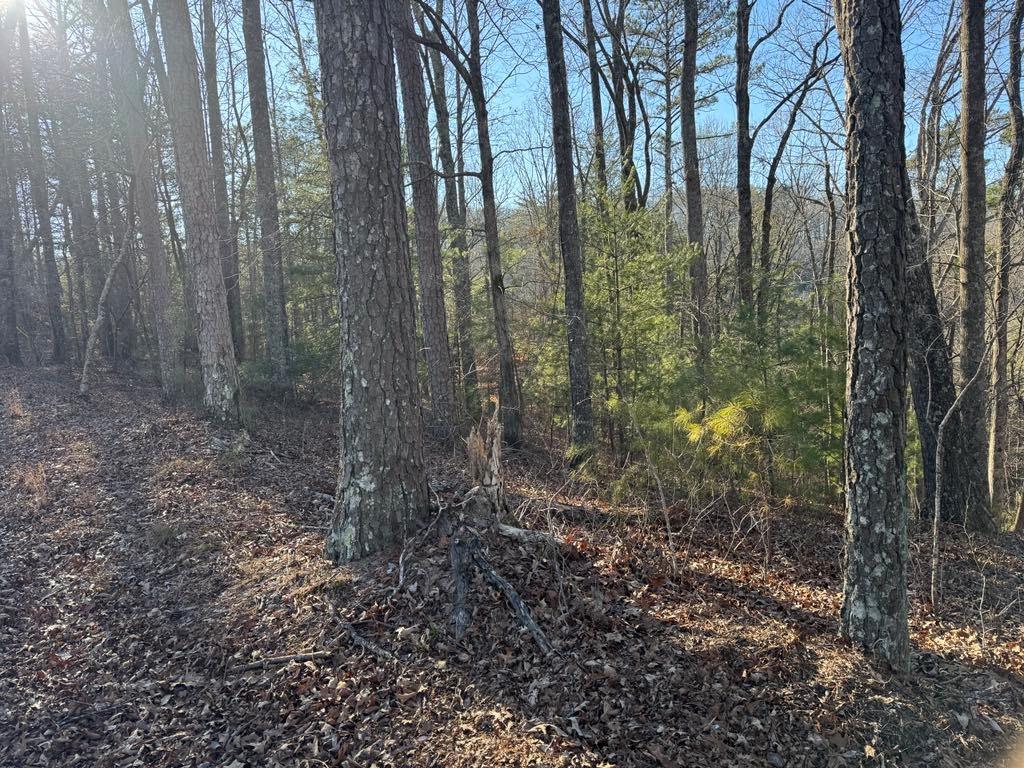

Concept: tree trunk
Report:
left=80, top=232, right=128, bottom=397
left=989, top=0, right=1023, bottom=522
left=17, top=11, right=67, bottom=364
left=958, top=0, right=992, bottom=532
left=393, top=0, right=457, bottom=438
left=835, top=0, right=910, bottom=674
left=581, top=0, right=607, bottom=192
left=315, top=0, right=429, bottom=562
left=735, top=0, right=754, bottom=310
left=905, top=172, right=972, bottom=524
left=0, top=19, right=20, bottom=366
left=108, top=0, right=177, bottom=397
left=542, top=0, right=594, bottom=458
left=201, top=0, right=245, bottom=360
left=681, top=0, right=707, bottom=393
left=242, top=0, right=289, bottom=388
left=423, top=14, right=480, bottom=418
left=466, top=0, right=523, bottom=447
left=159, top=0, right=241, bottom=423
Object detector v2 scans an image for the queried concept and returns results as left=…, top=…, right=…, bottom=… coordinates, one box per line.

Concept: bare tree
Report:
left=542, top=0, right=594, bottom=458
left=107, top=0, right=176, bottom=397
left=0, top=7, right=21, bottom=365
left=415, top=0, right=524, bottom=446
left=392, top=0, right=458, bottom=438
left=242, top=0, right=290, bottom=388
left=17, top=8, right=67, bottom=364
left=158, top=0, right=241, bottom=422
left=989, top=0, right=1024, bottom=520
left=421, top=3, right=480, bottom=418
left=201, top=0, right=245, bottom=359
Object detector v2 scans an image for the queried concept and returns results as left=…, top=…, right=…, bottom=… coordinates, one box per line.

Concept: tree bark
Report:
left=905, top=172, right=973, bottom=524
left=423, top=11, right=480, bottom=418
left=108, top=0, right=176, bottom=397
left=17, top=11, right=67, bottom=364
left=581, top=0, right=607, bottom=192
left=958, top=0, right=992, bottom=532
left=393, top=0, right=457, bottom=438
left=159, top=0, right=241, bottom=423
left=681, top=0, right=707, bottom=391
left=466, top=0, right=523, bottom=446
left=201, top=0, right=245, bottom=360
left=989, top=0, right=1023, bottom=521
left=0, top=14, right=20, bottom=366
left=315, top=0, right=429, bottom=563
left=542, top=0, right=594, bottom=457
left=242, top=0, right=290, bottom=388
left=735, top=0, right=754, bottom=309
left=835, top=0, right=910, bottom=674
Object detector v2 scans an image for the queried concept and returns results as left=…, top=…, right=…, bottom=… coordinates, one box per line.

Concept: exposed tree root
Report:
left=449, top=415, right=555, bottom=656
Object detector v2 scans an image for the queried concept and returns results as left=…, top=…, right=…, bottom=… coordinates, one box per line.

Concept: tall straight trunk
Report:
left=958, top=0, right=992, bottom=532
left=92, top=16, right=135, bottom=365
left=581, top=0, right=607, bottom=192
left=466, top=0, right=523, bottom=446
left=424, top=14, right=480, bottom=417
left=159, top=0, right=240, bottom=422
left=835, top=0, right=910, bottom=674
left=315, top=0, right=429, bottom=562
left=542, top=0, right=594, bottom=457
left=606, top=2, right=639, bottom=210
left=52, top=7, right=103, bottom=354
left=989, top=0, right=1024, bottom=520
left=108, top=0, right=176, bottom=396
left=0, top=20, right=20, bottom=366
left=242, top=0, right=289, bottom=388
left=735, top=0, right=754, bottom=309
left=393, top=0, right=457, bottom=437
left=662, top=22, right=674, bottom=256
left=681, top=0, right=707, bottom=389
left=17, top=11, right=67, bottom=364
left=201, top=0, right=245, bottom=359
left=905, top=172, right=972, bottom=523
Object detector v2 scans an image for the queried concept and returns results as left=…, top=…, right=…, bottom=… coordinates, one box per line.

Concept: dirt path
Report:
left=2, top=367, right=1023, bottom=767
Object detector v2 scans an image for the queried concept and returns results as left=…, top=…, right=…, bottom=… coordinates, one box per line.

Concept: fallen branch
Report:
left=231, top=621, right=394, bottom=672
left=451, top=527, right=554, bottom=655
left=337, top=620, right=395, bottom=660
left=232, top=649, right=333, bottom=672
left=470, top=540, right=554, bottom=654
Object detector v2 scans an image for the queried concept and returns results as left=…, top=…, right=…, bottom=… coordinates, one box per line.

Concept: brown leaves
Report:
left=1, top=368, right=1023, bottom=768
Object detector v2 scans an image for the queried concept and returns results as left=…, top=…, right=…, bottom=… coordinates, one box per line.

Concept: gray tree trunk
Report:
left=0, top=16, right=20, bottom=366
left=242, top=0, right=290, bottom=389
left=958, top=0, right=993, bottom=532
left=466, top=0, right=523, bottom=447
left=17, top=11, right=67, bottom=364
left=989, top=0, right=1023, bottom=521
left=581, top=0, right=607, bottom=192
left=158, top=0, right=241, bottom=423
left=835, top=0, right=910, bottom=674
left=315, top=0, right=429, bottom=562
left=201, top=0, right=245, bottom=360
left=542, top=0, right=594, bottom=458
left=423, top=18, right=480, bottom=418
left=392, top=0, right=457, bottom=438
left=108, top=0, right=177, bottom=397
left=735, top=0, right=754, bottom=309
left=681, top=0, right=707, bottom=391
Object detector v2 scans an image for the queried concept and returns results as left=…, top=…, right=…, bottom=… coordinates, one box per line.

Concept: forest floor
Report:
left=1, top=366, right=1023, bottom=768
